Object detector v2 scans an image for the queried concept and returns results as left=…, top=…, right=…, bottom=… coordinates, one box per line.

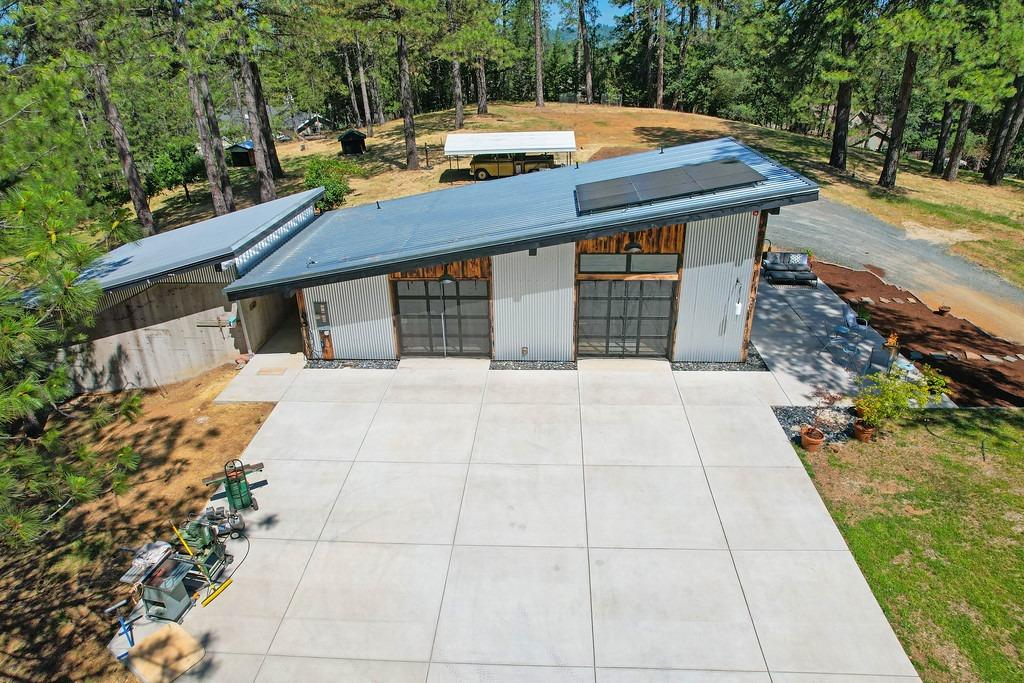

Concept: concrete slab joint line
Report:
left=181, top=359, right=917, bottom=682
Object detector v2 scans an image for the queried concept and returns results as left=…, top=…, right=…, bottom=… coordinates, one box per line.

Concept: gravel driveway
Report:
left=769, top=197, right=1024, bottom=343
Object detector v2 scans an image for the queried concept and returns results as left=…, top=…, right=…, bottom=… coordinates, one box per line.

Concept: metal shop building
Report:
left=72, top=189, right=323, bottom=390
left=222, top=138, right=818, bottom=363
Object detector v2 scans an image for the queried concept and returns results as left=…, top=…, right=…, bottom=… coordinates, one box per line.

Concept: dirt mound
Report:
left=814, top=262, right=1024, bottom=407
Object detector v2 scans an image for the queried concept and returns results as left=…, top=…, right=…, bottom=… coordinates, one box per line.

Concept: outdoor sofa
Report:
left=762, top=251, right=819, bottom=286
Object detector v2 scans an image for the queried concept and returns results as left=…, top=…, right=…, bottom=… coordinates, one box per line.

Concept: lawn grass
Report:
left=799, top=410, right=1024, bottom=681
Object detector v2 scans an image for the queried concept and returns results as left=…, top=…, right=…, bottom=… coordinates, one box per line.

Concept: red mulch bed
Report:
left=813, top=262, right=1024, bottom=407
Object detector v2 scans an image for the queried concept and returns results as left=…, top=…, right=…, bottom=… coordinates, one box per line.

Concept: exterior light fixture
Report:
left=624, top=241, right=642, bottom=254
left=438, top=266, right=456, bottom=286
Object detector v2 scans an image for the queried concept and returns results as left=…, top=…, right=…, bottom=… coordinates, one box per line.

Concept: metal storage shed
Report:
left=226, top=140, right=255, bottom=167
left=443, top=131, right=578, bottom=156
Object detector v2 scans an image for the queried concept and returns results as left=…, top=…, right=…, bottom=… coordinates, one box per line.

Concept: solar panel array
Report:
left=575, top=158, right=766, bottom=215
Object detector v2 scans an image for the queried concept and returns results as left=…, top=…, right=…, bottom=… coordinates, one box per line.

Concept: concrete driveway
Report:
left=184, top=359, right=918, bottom=682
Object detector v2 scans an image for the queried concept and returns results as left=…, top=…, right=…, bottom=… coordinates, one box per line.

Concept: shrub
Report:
left=854, top=365, right=947, bottom=431
left=303, top=156, right=361, bottom=210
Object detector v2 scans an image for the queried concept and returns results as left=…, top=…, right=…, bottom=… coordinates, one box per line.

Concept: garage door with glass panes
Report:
left=393, top=279, right=491, bottom=356
left=575, top=239, right=681, bottom=358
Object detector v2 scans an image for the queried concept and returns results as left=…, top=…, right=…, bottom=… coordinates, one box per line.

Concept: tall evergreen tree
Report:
left=77, top=18, right=155, bottom=234
left=534, top=0, right=545, bottom=106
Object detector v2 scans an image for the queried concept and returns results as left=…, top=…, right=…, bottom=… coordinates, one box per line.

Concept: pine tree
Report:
left=77, top=18, right=155, bottom=235
left=534, top=0, right=544, bottom=106
left=1, top=7, right=143, bottom=546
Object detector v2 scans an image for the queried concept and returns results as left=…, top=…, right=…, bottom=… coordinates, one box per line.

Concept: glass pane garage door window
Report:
left=577, top=280, right=675, bottom=357
left=395, top=280, right=491, bottom=356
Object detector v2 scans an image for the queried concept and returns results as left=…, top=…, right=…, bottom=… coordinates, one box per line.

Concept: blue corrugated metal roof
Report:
left=225, top=138, right=818, bottom=299
left=227, top=139, right=254, bottom=151
left=80, top=188, right=324, bottom=292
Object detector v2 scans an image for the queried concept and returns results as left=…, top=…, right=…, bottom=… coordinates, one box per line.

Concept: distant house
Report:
left=297, top=113, right=335, bottom=136
left=338, top=129, right=367, bottom=155
left=850, top=111, right=889, bottom=151
left=226, top=140, right=255, bottom=167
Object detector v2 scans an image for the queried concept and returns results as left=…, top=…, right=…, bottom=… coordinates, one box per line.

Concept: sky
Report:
left=595, top=0, right=627, bottom=26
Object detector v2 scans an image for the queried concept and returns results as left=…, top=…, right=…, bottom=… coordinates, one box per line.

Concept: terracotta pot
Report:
left=853, top=419, right=875, bottom=442
left=800, top=426, right=826, bottom=452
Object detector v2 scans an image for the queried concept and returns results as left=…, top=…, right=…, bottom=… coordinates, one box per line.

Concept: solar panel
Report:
left=575, top=158, right=765, bottom=215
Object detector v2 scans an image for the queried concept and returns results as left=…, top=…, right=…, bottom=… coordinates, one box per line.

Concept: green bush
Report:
left=303, top=155, right=360, bottom=210
left=854, top=365, right=948, bottom=430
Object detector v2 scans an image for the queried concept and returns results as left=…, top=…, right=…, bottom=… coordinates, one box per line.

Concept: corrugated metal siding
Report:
left=97, top=263, right=235, bottom=312
left=302, top=276, right=396, bottom=359
left=235, top=205, right=315, bottom=275
left=492, top=245, right=575, bottom=361
left=674, top=213, right=760, bottom=362
left=161, top=263, right=235, bottom=284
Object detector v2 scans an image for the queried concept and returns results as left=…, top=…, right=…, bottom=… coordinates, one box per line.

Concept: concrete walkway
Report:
left=751, top=279, right=891, bottom=405
left=768, top=197, right=1024, bottom=344
left=182, top=359, right=918, bottom=682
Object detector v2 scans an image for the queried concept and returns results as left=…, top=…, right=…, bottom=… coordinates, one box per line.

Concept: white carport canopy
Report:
left=443, top=131, right=577, bottom=156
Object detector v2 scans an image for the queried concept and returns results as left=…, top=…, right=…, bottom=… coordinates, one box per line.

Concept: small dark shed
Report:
left=226, top=140, right=256, bottom=167
left=338, top=130, right=367, bottom=155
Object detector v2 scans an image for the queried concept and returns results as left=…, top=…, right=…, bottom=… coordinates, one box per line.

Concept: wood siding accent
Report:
left=740, top=211, right=769, bottom=361
left=575, top=273, right=679, bottom=281
left=576, top=224, right=685, bottom=255
left=389, top=257, right=492, bottom=280
left=387, top=279, right=402, bottom=360
left=296, top=288, right=312, bottom=357
left=318, top=329, right=335, bottom=360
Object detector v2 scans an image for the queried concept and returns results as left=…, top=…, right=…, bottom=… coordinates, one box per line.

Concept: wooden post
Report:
left=295, top=289, right=312, bottom=358
left=740, top=211, right=769, bottom=361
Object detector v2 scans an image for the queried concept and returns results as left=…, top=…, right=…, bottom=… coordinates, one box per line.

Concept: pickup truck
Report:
left=469, top=153, right=555, bottom=180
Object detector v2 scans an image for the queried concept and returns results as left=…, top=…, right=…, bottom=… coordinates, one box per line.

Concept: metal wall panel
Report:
left=234, top=205, right=315, bottom=275
left=492, top=244, right=575, bottom=361
left=674, top=212, right=760, bottom=362
left=97, top=263, right=235, bottom=312
left=302, top=275, right=396, bottom=359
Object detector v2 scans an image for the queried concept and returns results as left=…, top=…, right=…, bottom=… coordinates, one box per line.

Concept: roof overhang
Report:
left=223, top=189, right=816, bottom=300
left=83, top=187, right=324, bottom=294
left=444, top=131, right=577, bottom=156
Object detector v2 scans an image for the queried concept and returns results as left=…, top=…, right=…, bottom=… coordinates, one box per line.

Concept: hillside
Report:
left=152, top=102, right=1024, bottom=290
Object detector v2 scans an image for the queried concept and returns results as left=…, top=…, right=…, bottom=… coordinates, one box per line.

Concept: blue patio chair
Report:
left=825, top=308, right=859, bottom=348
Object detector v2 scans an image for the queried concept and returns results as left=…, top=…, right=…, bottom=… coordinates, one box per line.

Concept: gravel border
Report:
left=490, top=360, right=578, bottom=371
left=672, top=344, right=768, bottom=372
left=773, top=405, right=854, bottom=445
left=304, top=359, right=400, bottom=370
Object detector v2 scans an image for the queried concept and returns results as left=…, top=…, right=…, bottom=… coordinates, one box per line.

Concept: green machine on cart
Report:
left=202, top=459, right=266, bottom=512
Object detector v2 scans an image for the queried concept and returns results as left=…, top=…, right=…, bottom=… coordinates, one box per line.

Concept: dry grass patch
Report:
left=0, top=365, right=272, bottom=683
left=149, top=102, right=1023, bottom=286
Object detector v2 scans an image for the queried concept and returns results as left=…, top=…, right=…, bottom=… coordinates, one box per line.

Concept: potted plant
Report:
left=800, top=388, right=842, bottom=452
left=853, top=366, right=947, bottom=442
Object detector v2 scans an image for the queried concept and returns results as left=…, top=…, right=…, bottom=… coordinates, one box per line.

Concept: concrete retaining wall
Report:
left=70, top=283, right=286, bottom=392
